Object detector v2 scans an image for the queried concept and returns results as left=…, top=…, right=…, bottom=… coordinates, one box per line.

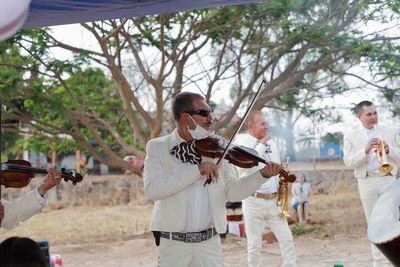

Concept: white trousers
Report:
left=358, top=175, right=396, bottom=267
left=158, top=234, right=222, bottom=267
left=242, top=196, right=297, bottom=267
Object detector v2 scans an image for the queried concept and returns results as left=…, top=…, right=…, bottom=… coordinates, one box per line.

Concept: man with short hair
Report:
left=235, top=110, right=297, bottom=267
left=343, top=100, right=400, bottom=267
left=144, top=92, right=282, bottom=267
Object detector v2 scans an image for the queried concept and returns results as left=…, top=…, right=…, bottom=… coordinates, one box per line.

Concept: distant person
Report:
left=0, top=236, right=47, bottom=267
left=291, top=174, right=311, bottom=223
left=343, top=100, right=400, bottom=267
left=235, top=110, right=297, bottom=267
left=143, top=92, right=282, bottom=267
left=1, top=166, right=62, bottom=230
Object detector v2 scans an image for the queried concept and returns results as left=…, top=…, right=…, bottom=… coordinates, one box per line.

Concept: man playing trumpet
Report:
left=343, top=100, right=400, bottom=267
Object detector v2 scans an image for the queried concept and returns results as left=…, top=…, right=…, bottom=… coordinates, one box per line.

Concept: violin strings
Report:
left=3, top=163, right=47, bottom=174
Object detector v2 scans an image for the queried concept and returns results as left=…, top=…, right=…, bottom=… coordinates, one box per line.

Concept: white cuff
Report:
left=34, top=187, right=47, bottom=206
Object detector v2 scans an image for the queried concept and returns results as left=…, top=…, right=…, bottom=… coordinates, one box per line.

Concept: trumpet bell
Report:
left=379, top=164, right=393, bottom=174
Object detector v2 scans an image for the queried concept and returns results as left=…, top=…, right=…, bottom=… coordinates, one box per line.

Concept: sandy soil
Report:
left=49, top=233, right=373, bottom=267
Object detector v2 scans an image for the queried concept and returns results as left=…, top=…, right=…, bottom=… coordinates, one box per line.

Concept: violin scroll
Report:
left=278, top=169, right=296, bottom=183
left=60, top=168, right=83, bottom=185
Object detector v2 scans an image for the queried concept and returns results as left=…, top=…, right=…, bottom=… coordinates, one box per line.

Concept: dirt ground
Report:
left=49, top=233, right=373, bottom=267
left=0, top=161, right=381, bottom=266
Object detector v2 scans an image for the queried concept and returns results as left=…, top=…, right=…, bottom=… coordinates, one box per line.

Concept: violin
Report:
left=195, top=136, right=296, bottom=183
left=0, top=159, right=83, bottom=188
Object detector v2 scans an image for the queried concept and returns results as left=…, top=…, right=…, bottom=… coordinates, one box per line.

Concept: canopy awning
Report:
left=23, top=0, right=264, bottom=29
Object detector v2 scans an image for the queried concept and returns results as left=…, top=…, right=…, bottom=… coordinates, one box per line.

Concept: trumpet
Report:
left=375, top=140, right=393, bottom=174
left=277, top=157, right=295, bottom=217
left=277, top=176, right=290, bottom=217
left=373, top=126, right=393, bottom=174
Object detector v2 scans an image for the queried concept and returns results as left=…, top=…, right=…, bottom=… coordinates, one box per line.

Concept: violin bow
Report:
left=204, top=79, right=267, bottom=185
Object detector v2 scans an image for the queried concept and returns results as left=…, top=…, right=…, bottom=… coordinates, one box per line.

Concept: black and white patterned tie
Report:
left=170, top=141, right=202, bottom=165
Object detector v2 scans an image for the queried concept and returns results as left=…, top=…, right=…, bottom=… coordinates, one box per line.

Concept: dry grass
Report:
left=0, top=200, right=153, bottom=246
left=1, top=163, right=369, bottom=247
left=293, top=177, right=367, bottom=239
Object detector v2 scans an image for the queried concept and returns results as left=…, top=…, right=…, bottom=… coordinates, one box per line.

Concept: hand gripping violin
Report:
left=0, top=159, right=83, bottom=188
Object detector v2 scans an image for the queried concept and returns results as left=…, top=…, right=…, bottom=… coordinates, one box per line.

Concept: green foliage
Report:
left=388, top=0, right=400, bottom=12
left=291, top=224, right=321, bottom=236
left=21, top=136, right=80, bottom=155
left=1, top=132, right=20, bottom=159
left=321, top=132, right=344, bottom=144
left=275, top=92, right=300, bottom=108
left=1, top=33, right=125, bottom=154
left=382, top=88, right=400, bottom=117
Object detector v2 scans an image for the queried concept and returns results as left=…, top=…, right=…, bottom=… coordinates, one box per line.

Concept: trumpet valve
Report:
left=279, top=209, right=290, bottom=217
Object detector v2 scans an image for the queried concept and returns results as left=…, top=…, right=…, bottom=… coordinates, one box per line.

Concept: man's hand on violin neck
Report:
left=38, top=166, right=62, bottom=197
left=260, top=162, right=282, bottom=178
left=198, top=162, right=219, bottom=182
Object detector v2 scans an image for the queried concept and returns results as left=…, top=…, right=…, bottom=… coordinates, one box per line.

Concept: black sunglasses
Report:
left=186, top=109, right=212, bottom=117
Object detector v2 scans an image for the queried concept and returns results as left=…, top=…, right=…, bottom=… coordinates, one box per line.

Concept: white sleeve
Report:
left=143, top=139, right=202, bottom=200
left=1, top=188, right=44, bottom=230
left=34, top=186, right=47, bottom=205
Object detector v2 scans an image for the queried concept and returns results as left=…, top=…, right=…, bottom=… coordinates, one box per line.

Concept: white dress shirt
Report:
left=364, top=127, right=380, bottom=172
left=172, top=134, right=212, bottom=233
left=183, top=178, right=213, bottom=232
left=235, top=134, right=281, bottom=194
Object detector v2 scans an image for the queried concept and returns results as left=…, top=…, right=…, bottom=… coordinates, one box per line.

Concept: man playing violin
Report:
left=235, top=110, right=297, bottom=267
left=343, top=100, right=400, bottom=267
left=144, top=92, right=282, bottom=267
left=0, top=166, right=62, bottom=230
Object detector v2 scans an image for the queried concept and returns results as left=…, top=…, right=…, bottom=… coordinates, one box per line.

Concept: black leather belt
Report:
left=160, top=227, right=217, bottom=243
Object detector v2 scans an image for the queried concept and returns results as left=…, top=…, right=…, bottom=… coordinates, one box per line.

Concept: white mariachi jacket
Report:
left=1, top=187, right=44, bottom=230
left=143, top=129, right=267, bottom=234
left=343, top=124, right=400, bottom=179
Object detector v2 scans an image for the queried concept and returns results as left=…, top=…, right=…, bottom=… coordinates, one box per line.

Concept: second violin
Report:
left=0, top=159, right=83, bottom=188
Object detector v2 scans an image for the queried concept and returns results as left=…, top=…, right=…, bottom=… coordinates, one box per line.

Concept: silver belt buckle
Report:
left=185, top=232, right=202, bottom=243
left=173, top=232, right=185, bottom=242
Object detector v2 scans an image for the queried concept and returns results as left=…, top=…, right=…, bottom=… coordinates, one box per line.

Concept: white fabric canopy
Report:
left=0, top=0, right=264, bottom=41
left=23, top=0, right=265, bottom=29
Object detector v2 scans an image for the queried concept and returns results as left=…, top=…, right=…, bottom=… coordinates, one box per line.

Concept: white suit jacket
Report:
left=144, top=129, right=267, bottom=234
left=1, top=187, right=44, bottom=230
left=343, top=124, right=400, bottom=179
